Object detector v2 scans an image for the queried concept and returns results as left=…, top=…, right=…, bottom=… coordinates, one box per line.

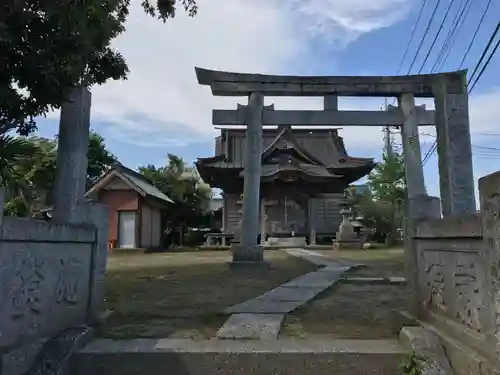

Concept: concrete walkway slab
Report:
left=284, top=248, right=365, bottom=269
left=216, top=314, right=284, bottom=340
left=259, top=286, right=326, bottom=302
left=281, top=270, right=345, bottom=288
left=227, top=299, right=303, bottom=314
left=220, top=248, right=354, bottom=339
left=318, top=266, right=351, bottom=273
left=284, top=249, right=341, bottom=267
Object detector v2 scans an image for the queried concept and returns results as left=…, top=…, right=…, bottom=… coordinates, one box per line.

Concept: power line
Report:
left=472, top=132, right=500, bottom=136
left=468, top=37, right=500, bottom=93
left=430, top=0, right=470, bottom=72
left=387, top=2, right=431, bottom=134
left=421, top=134, right=500, bottom=166
left=468, top=22, right=499, bottom=82
left=399, top=1, right=474, bottom=165
left=407, top=0, right=443, bottom=74
left=419, top=16, right=498, bottom=164
left=389, top=0, right=438, bottom=108
left=468, top=22, right=500, bottom=93
left=421, top=132, right=500, bottom=150
left=429, top=0, right=465, bottom=71
left=421, top=0, right=473, bottom=164
left=472, top=144, right=500, bottom=152
left=422, top=142, right=500, bottom=165
left=396, top=0, right=429, bottom=74
left=458, top=0, right=493, bottom=70
left=418, top=0, right=456, bottom=73
left=434, top=0, right=473, bottom=71
left=422, top=140, right=437, bottom=166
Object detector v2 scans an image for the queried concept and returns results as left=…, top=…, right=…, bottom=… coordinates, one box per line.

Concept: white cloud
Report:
left=87, top=0, right=303, bottom=147
left=47, top=0, right=500, bottom=156
left=47, top=0, right=415, bottom=148
left=286, top=0, right=412, bottom=44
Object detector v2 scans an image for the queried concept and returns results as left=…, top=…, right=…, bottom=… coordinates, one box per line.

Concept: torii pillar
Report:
left=231, top=92, right=267, bottom=265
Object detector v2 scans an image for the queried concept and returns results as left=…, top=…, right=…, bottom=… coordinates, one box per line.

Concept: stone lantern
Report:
left=337, top=207, right=355, bottom=241
left=333, top=206, right=363, bottom=249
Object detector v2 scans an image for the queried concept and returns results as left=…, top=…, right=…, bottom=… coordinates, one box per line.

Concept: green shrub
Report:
left=399, top=351, right=423, bottom=375
left=4, top=197, right=29, bottom=217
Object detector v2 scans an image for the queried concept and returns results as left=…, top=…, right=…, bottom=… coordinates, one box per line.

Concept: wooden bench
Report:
left=203, top=233, right=234, bottom=247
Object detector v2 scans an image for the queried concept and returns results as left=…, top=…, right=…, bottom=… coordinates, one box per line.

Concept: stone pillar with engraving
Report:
left=231, top=92, right=266, bottom=265
left=52, top=87, right=91, bottom=223
left=405, top=195, right=441, bottom=318
left=398, top=94, right=427, bottom=216
left=478, top=171, right=500, bottom=359
left=52, top=86, right=109, bottom=322
left=433, top=73, right=476, bottom=216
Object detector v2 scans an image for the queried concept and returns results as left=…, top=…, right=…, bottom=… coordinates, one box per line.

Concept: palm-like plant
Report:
left=0, top=133, right=39, bottom=213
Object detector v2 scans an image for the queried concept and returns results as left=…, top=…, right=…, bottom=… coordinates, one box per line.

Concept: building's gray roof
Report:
left=121, top=169, right=174, bottom=204
left=205, top=128, right=374, bottom=168
left=102, top=164, right=174, bottom=204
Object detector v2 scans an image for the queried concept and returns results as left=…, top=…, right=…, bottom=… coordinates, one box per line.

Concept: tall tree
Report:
left=86, top=131, right=117, bottom=185
left=347, top=151, right=406, bottom=245
left=1, top=0, right=198, bottom=135
left=0, top=132, right=39, bottom=207
left=4, top=130, right=116, bottom=215
left=139, top=154, right=212, bottom=245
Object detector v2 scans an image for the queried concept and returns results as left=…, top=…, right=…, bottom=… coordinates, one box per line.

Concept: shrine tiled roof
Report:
left=261, top=126, right=324, bottom=165
left=236, top=164, right=342, bottom=178
left=197, top=157, right=373, bottom=171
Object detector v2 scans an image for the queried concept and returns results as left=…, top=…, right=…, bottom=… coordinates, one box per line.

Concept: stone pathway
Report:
left=217, top=248, right=362, bottom=340
left=284, top=248, right=365, bottom=268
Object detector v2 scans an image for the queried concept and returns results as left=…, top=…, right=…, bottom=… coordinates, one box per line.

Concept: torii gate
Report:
left=196, top=67, right=475, bottom=264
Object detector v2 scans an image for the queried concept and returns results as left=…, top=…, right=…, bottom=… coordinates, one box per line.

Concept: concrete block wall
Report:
left=0, top=189, right=102, bottom=375
left=411, top=171, right=500, bottom=370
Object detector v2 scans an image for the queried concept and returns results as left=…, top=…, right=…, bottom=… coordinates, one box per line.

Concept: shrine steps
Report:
left=71, top=338, right=406, bottom=375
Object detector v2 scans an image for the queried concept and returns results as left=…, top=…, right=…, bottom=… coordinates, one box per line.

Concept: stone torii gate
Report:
left=196, top=67, right=475, bottom=265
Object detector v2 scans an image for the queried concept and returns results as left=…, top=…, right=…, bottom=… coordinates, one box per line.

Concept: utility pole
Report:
left=382, top=98, right=393, bottom=157
left=384, top=126, right=392, bottom=156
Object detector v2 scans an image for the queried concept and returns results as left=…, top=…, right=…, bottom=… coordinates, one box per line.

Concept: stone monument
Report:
left=333, top=207, right=363, bottom=249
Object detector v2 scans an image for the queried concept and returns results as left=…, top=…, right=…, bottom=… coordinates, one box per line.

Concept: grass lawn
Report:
left=99, top=250, right=317, bottom=340
left=315, top=248, right=405, bottom=277
left=281, top=248, right=408, bottom=339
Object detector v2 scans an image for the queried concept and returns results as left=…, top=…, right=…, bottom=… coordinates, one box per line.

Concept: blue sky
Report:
left=35, top=0, right=500, bottom=201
